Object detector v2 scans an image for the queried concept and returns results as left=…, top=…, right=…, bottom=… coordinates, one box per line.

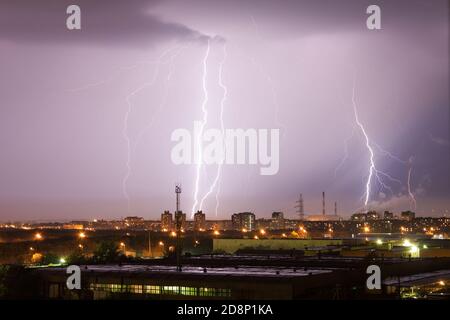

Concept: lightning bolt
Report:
left=191, top=39, right=211, bottom=216
left=198, top=43, right=228, bottom=216
left=122, top=46, right=182, bottom=213
left=351, top=79, right=415, bottom=209
left=133, top=46, right=187, bottom=154
left=334, top=126, right=355, bottom=178
left=372, top=142, right=417, bottom=208
left=407, top=156, right=417, bottom=210
left=351, top=81, right=376, bottom=207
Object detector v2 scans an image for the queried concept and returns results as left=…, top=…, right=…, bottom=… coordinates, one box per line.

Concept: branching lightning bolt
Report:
left=191, top=40, right=211, bottom=217
left=198, top=44, right=228, bottom=216
left=133, top=46, right=187, bottom=154
left=373, top=143, right=417, bottom=208
left=351, top=79, right=415, bottom=209
left=122, top=47, right=181, bottom=213
left=351, top=82, right=375, bottom=207
left=407, top=156, right=417, bottom=210
left=334, top=127, right=355, bottom=178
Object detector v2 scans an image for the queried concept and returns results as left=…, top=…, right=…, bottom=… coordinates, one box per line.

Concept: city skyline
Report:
left=0, top=0, right=449, bottom=221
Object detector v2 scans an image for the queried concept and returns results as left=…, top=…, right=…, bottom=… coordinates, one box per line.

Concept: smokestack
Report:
left=322, top=192, right=325, bottom=216
left=334, top=201, right=337, bottom=216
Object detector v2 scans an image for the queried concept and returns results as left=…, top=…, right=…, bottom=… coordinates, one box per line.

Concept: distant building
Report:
left=256, top=218, right=271, bottom=230
left=401, top=211, right=415, bottom=222
left=175, top=211, right=187, bottom=230
left=161, top=211, right=173, bottom=231
left=124, top=216, right=145, bottom=229
left=366, top=211, right=380, bottom=220
left=350, top=211, right=379, bottom=221
left=62, top=224, right=84, bottom=230
left=193, top=211, right=206, bottom=231
left=306, top=215, right=341, bottom=222
left=231, top=212, right=256, bottom=231
left=271, top=212, right=285, bottom=229
left=206, top=220, right=233, bottom=231
left=384, top=211, right=394, bottom=220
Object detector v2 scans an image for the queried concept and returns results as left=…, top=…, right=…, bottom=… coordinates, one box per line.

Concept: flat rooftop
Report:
left=384, top=269, right=450, bottom=287
left=40, top=264, right=333, bottom=279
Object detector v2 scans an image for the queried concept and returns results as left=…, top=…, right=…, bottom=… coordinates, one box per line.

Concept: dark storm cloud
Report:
left=0, top=0, right=209, bottom=46
left=0, top=0, right=447, bottom=220
left=170, top=0, right=447, bottom=35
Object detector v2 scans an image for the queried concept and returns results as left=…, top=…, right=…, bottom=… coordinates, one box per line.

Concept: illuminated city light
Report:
left=158, top=241, right=164, bottom=246
left=242, top=228, right=248, bottom=233
left=34, top=233, right=43, bottom=240
left=363, top=226, right=370, bottom=233
left=376, top=239, right=383, bottom=245
left=59, top=258, right=66, bottom=264
left=170, top=231, right=177, bottom=237
left=254, top=235, right=259, bottom=240
left=403, top=239, right=412, bottom=247
left=259, top=229, right=266, bottom=235
left=213, top=230, right=220, bottom=236
left=78, top=232, right=86, bottom=239
left=410, top=245, right=419, bottom=254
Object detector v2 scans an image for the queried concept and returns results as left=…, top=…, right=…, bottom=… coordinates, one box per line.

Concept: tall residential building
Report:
left=194, top=210, right=206, bottom=231
left=231, top=212, right=256, bottom=231
left=401, top=211, right=415, bottom=221
left=383, top=211, right=394, bottom=220
left=161, top=211, right=173, bottom=231
left=271, top=211, right=285, bottom=229
left=175, top=211, right=187, bottom=230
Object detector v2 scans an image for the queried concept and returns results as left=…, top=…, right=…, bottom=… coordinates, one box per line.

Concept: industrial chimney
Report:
left=322, top=192, right=326, bottom=216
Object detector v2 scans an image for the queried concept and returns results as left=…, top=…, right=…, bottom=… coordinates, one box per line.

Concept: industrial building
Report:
left=32, top=254, right=450, bottom=300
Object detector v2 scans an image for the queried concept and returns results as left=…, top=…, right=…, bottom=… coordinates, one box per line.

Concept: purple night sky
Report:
left=0, top=0, right=448, bottom=221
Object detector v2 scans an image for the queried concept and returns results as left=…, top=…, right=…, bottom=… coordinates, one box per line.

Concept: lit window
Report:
left=144, top=285, right=160, bottom=295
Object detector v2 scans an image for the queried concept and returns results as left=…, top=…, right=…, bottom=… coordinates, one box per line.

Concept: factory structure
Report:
left=302, top=191, right=342, bottom=222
